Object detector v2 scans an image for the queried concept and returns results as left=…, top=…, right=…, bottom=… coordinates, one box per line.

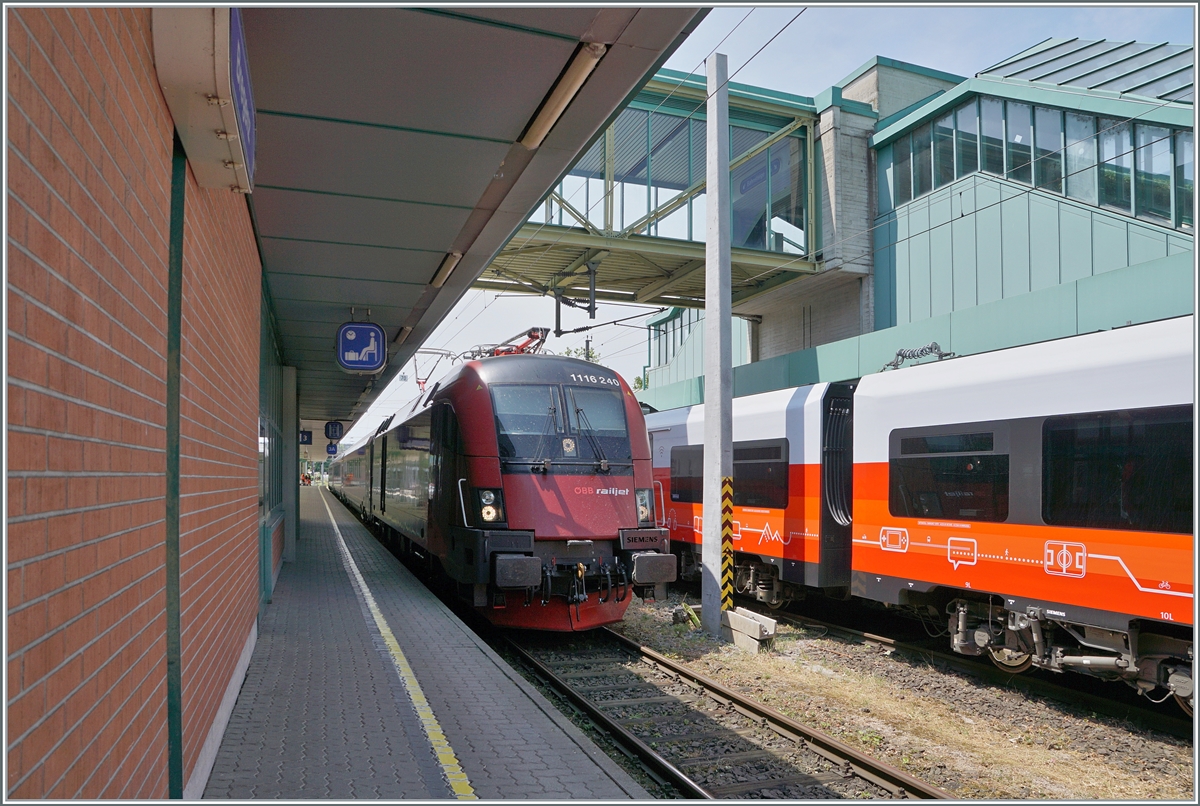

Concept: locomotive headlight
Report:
left=476, top=489, right=504, bottom=523
left=636, top=488, right=654, bottom=525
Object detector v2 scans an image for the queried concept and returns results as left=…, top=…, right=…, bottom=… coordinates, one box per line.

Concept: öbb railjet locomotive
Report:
left=330, top=333, right=676, bottom=631
left=646, top=315, right=1194, bottom=713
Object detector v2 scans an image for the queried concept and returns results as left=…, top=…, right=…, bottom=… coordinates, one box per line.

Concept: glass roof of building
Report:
left=979, top=38, right=1193, bottom=104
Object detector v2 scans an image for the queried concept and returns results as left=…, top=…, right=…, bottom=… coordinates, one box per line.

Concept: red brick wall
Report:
left=7, top=8, right=261, bottom=798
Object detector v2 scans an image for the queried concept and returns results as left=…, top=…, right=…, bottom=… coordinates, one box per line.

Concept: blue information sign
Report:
left=336, top=322, right=387, bottom=374
left=229, top=9, right=256, bottom=184
left=326, top=443, right=338, bottom=456
left=324, top=421, right=344, bottom=440
left=299, top=430, right=312, bottom=445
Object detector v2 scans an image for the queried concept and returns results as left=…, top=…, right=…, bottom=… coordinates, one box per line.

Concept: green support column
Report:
left=165, top=131, right=187, bottom=798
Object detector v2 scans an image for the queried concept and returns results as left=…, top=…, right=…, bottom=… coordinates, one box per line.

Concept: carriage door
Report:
left=377, top=434, right=386, bottom=515
left=817, top=381, right=856, bottom=589
left=429, top=404, right=466, bottom=542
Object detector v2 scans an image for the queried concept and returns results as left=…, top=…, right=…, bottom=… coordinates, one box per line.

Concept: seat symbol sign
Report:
left=336, top=322, right=387, bottom=374
left=1044, top=541, right=1086, bottom=577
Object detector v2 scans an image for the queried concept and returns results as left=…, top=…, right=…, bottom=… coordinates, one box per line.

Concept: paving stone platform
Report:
left=204, top=486, right=648, bottom=800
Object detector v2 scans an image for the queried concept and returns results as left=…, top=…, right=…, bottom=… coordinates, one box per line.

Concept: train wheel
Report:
left=766, top=598, right=791, bottom=610
left=988, top=647, right=1033, bottom=673
left=1174, top=693, right=1193, bottom=717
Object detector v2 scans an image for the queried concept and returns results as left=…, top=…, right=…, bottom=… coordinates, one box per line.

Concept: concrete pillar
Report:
left=282, top=366, right=298, bottom=563
left=702, top=53, right=733, bottom=639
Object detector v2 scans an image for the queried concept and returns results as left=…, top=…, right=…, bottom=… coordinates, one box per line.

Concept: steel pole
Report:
left=702, top=54, right=733, bottom=638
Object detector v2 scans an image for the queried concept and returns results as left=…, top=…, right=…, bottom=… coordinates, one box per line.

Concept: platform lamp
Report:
left=520, top=42, right=607, bottom=150
left=430, top=251, right=462, bottom=289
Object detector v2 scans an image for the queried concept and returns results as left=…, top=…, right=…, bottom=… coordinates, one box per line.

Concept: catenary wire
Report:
left=502, top=6, right=759, bottom=269
left=497, top=8, right=810, bottom=291
left=581, top=110, right=1186, bottom=359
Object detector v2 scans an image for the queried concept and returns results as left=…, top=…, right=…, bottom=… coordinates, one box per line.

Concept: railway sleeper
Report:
left=640, top=727, right=758, bottom=743
left=675, top=748, right=775, bottom=768
left=575, top=682, right=663, bottom=695
left=705, top=771, right=852, bottom=798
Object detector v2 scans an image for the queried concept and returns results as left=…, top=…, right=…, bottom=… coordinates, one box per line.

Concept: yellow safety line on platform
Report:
left=320, top=492, right=478, bottom=800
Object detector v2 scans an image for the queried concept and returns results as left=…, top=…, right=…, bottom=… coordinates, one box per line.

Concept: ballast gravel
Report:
left=610, top=593, right=1194, bottom=800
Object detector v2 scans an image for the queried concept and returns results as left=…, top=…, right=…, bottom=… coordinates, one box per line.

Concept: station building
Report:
left=4, top=15, right=1193, bottom=799
left=5, top=6, right=703, bottom=798
left=614, top=39, right=1195, bottom=410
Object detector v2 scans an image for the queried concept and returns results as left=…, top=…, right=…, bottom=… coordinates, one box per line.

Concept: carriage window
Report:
left=890, top=431, right=1009, bottom=522
left=901, top=433, right=993, bottom=454
left=1043, top=405, right=1192, bottom=534
left=733, top=439, right=789, bottom=508
left=669, top=440, right=790, bottom=508
left=670, top=445, right=704, bottom=504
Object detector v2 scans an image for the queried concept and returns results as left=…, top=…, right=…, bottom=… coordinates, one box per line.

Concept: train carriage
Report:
left=648, top=382, right=855, bottom=605
left=854, top=315, right=1193, bottom=710
left=332, top=331, right=676, bottom=631
left=646, top=315, right=1194, bottom=712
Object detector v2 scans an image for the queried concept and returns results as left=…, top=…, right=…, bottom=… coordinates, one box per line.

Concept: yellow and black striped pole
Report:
left=720, top=477, right=734, bottom=612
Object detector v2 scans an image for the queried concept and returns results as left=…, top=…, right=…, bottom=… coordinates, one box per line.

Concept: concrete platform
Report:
left=203, top=486, right=648, bottom=799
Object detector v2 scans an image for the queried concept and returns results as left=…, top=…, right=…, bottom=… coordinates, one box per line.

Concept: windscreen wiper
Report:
left=528, top=405, right=557, bottom=473
left=573, top=405, right=609, bottom=473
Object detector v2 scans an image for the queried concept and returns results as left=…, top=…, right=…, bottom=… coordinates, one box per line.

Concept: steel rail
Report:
left=508, top=631, right=950, bottom=799
left=602, top=628, right=952, bottom=799
left=505, top=637, right=711, bottom=799
left=762, top=609, right=1194, bottom=741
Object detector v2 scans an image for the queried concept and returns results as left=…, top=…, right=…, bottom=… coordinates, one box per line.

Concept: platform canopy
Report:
left=242, top=7, right=705, bottom=423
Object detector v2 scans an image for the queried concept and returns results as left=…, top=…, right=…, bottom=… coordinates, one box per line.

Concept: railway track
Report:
left=749, top=606, right=1194, bottom=742
left=508, top=629, right=950, bottom=799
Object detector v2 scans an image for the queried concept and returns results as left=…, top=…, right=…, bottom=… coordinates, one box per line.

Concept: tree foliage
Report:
left=561, top=346, right=601, bottom=362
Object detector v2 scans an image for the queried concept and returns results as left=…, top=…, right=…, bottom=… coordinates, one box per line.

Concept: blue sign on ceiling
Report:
left=229, top=8, right=256, bottom=185
left=325, top=421, right=344, bottom=440
left=299, top=430, right=312, bottom=445
left=326, top=443, right=338, bottom=456
left=336, top=322, right=387, bottom=374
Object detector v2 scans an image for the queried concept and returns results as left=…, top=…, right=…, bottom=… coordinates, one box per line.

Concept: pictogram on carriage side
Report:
left=879, top=527, right=909, bottom=552
left=1044, top=540, right=1086, bottom=577
left=946, top=537, right=977, bottom=570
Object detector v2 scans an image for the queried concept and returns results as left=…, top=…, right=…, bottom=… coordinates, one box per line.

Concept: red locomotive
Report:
left=647, top=316, right=1194, bottom=713
left=331, top=329, right=676, bottom=631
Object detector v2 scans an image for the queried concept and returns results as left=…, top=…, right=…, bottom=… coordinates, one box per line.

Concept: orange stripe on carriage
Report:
left=851, top=461, right=1194, bottom=625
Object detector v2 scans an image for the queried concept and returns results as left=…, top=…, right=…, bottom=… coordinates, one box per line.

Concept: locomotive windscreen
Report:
left=491, top=383, right=631, bottom=467
left=565, top=386, right=631, bottom=459
left=492, top=384, right=562, bottom=458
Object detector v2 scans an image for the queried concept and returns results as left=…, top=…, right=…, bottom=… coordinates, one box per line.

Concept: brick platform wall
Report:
left=7, top=8, right=261, bottom=798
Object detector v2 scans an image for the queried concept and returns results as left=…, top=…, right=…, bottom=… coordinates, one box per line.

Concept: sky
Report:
left=336, top=3, right=1196, bottom=451
left=667, top=5, right=1195, bottom=95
